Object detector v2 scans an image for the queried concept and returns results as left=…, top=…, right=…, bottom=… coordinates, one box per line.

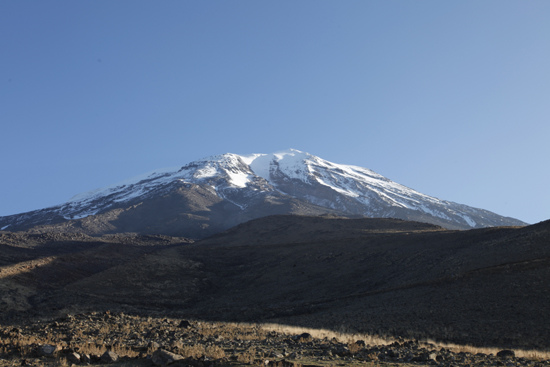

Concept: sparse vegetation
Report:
left=1, top=313, right=550, bottom=367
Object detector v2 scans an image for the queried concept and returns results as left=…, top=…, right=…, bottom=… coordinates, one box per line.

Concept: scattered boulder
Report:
left=295, top=333, right=312, bottom=343
left=178, top=320, right=192, bottom=328
left=387, top=349, right=400, bottom=359
left=148, top=341, right=161, bottom=351
left=66, top=351, right=81, bottom=364
left=37, top=344, right=60, bottom=357
left=497, top=349, right=515, bottom=359
left=411, top=352, right=439, bottom=363
left=427, top=352, right=439, bottom=362
left=101, top=350, right=119, bottom=363
left=81, top=354, right=91, bottom=364
left=152, top=349, right=185, bottom=366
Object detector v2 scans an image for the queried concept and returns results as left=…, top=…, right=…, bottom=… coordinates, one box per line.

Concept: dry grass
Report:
left=210, top=322, right=269, bottom=341
left=260, top=323, right=393, bottom=346
left=236, top=347, right=258, bottom=364
left=2, top=315, right=550, bottom=367
left=262, top=323, right=550, bottom=361
left=422, top=340, right=550, bottom=360
left=176, top=344, right=226, bottom=359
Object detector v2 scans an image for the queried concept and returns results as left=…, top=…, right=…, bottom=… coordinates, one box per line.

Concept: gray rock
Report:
left=152, top=349, right=184, bottom=366
left=295, top=333, right=312, bottom=343
left=178, top=320, right=192, bottom=328
left=387, top=349, right=400, bottom=359
left=67, top=351, right=81, bottom=364
left=497, top=350, right=515, bottom=359
left=37, top=344, right=59, bottom=357
left=411, top=352, right=438, bottom=363
left=148, top=341, right=161, bottom=351
left=101, top=350, right=119, bottom=363
left=80, top=354, right=91, bottom=364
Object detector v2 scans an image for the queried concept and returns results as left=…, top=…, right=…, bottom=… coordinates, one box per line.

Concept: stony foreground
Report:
left=1, top=312, right=549, bottom=367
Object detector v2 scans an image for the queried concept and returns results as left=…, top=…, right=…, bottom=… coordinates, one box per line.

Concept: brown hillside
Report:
left=1, top=216, right=549, bottom=350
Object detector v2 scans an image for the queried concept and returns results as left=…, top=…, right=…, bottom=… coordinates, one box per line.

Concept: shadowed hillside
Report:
left=1, top=216, right=549, bottom=350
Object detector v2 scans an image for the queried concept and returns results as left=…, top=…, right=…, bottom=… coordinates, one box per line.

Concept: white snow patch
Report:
left=194, top=165, right=218, bottom=179
left=275, top=150, right=312, bottom=181
left=240, top=153, right=263, bottom=166
left=244, top=149, right=312, bottom=182
left=112, top=187, right=147, bottom=202
left=245, top=154, right=273, bottom=181
left=419, top=204, right=437, bottom=217
left=458, top=214, right=477, bottom=227
left=1, top=225, right=10, bottom=230
left=418, top=204, right=452, bottom=221
left=315, top=176, right=359, bottom=197
left=227, top=171, right=250, bottom=188
left=63, top=211, right=96, bottom=220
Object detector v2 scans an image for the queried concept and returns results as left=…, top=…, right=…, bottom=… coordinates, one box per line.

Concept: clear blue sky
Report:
left=2, top=1, right=549, bottom=224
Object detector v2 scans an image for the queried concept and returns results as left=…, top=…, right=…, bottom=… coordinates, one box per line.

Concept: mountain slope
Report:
left=242, top=150, right=523, bottom=229
left=0, top=149, right=526, bottom=237
left=2, top=217, right=550, bottom=348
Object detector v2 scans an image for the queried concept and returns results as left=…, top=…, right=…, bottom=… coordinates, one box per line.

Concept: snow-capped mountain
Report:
left=0, top=149, right=526, bottom=237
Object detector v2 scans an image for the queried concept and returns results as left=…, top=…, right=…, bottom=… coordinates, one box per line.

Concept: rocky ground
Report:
left=1, top=312, right=548, bottom=367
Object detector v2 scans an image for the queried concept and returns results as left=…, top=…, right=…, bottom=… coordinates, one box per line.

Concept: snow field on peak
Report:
left=305, top=159, right=426, bottom=205
left=242, top=149, right=312, bottom=182
left=240, top=149, right=451, bottom=220
left=242, top=154, right=272, bottom=181
left=299, top=156, right=472, bottom=224
left=194, top=165, right=218, bottom=179
left=241, top=149, right=450, bottom=215
left=226, top=171, right=251, bottom=188
left=193, top=154, right=254, bottom=188
left=40, top=149, right=490, bottom=229
left=65, top=153, right=254, bottom=211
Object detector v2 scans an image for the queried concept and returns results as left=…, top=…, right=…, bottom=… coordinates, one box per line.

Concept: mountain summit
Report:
left=0, top=149, right=526, bottom=237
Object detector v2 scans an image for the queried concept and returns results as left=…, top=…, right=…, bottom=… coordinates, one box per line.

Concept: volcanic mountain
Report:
left=0, top=149, right=525, bottom=237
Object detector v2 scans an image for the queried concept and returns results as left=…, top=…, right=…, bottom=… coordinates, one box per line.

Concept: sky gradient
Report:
left=2, top=1, right=549, bottom=224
